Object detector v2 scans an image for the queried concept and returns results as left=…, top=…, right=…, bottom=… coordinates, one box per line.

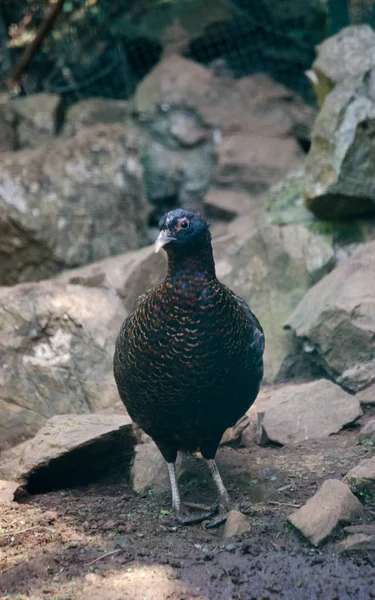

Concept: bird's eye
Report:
left=180, top=220, right=189, bottom=230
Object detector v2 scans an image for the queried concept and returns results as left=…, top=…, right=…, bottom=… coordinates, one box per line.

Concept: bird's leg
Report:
left=167, top=461, right=182, bottom=516
left=205, top=459, right=233, bottom=528
left=166, top=461, right=215, bottom=525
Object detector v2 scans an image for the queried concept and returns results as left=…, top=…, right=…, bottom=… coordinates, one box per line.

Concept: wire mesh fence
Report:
left=1, top=0, right=374, bottom=107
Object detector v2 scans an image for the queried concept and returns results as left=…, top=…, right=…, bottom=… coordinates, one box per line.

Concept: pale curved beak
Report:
left=154, top=230, right=175, bottom=253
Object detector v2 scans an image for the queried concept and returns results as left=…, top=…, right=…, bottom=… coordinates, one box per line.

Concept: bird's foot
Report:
left=174, top=502, right=217, bottom=526
left=205, top=495, right=239, bottom=529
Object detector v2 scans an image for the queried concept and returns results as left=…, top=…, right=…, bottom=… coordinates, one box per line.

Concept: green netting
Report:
left=0, top=0, right=374, bottom=104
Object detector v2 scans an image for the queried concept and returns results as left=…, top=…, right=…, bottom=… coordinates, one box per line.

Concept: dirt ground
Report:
left=1, top=415, right=375, bottom=600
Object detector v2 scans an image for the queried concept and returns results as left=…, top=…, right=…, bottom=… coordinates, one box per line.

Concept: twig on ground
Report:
left=268, top=500, right=301, bottom=509
left=0, top=525, right=55, bottom=538
left=85, top=549, right=122, bottom=567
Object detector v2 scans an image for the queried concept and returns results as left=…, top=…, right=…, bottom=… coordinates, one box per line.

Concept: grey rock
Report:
left=0, top=414, right=135, bottom=494
left=131, top=442, right=183, bottom=495
left=334, top=533, right=375, bottom=555
left=215, top=133, right=302, bottom=194
left=255, top=380, right=362, bottom=446
left=0, top=95, right=17, bottom=151
left=267, top=168, right=375, bottom=262
left=220, top=415, right=250, bottom=447
left=223, top=510, right=251, bottom=539
left=0, top=124, right=149, bottom=285
left=204, top=189, right=267, bottom=222
left=344, top=524, right=375, bottom=535
left=134, top=55, right=214, bottom=115
left=57, top=244, right=167, bottom=314
left=288, top=479, right=363, bottom=546
left=305, top=67, right=375, bottom=219
left=169, top=109, right=208, bottom=147
left=11, top=93, right=62, bottom=149
left=286, top=241, right=375, bottom=392
left=358, top=419, right=375, bottom=445
left=140, top=126, right=215, bottom=213
left=63, top=98, right=130, bottom=137
left=214, top=219, right=335, bottom=382
left=310, top=25, right=375, bottom=106
left=0, top=480, right=18, bottom=502
left=356, top=383, right=375, bottom=406
left=344, top=457, right=375, bottom=498
left=0, top=280, right=127, bottom=449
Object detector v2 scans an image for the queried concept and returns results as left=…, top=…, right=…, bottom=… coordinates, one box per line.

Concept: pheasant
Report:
left=114, top=209, right=264, bottom=525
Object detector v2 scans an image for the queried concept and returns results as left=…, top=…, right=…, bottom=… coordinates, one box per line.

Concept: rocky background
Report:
left=0, top=7, right=375, bottom=596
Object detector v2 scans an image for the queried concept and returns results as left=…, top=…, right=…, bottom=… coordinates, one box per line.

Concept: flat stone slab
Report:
left=256, top=379, right=362, bottom=446
left=0, top=414, right=136, bottom=494
left=288, top=479, right=363, bottom=546
left=334, top=533, right=375, bottom=555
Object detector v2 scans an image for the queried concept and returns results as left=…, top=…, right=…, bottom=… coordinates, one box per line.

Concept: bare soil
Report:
left=1, top=417, right=375, bottom=600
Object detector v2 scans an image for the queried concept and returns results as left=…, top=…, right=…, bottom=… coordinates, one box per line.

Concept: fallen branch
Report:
left=268, top=500, right=301, bottom=509
left=6, top=0, right=67, bottom=91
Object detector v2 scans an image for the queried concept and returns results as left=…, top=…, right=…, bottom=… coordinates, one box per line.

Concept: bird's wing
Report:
left=233, top=292, right=265, bottom=358
left=114, top=287, right=155, bottom=366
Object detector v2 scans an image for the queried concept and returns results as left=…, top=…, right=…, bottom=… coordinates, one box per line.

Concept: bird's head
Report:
left=155, top=209, right=211, bottom=254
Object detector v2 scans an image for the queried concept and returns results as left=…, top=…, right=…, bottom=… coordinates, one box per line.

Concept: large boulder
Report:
left=0, top=95, right=17, bottom=152
left=0, top=124, right=149, bottom=285
left=214, top=217, right=335, bottom=382
left=215, top=133, right=302, bottom=194
left=57, top=244, right=167, bottom=314
left=267, top=168, right=375, bottom=260
left=308, top=25, right=375, bottom=106
left=63, top=98, right=130, bottom=137
left=304, top=27, right=375, bottom=219
left=286, top=241, right=375, bottom=392
left=0, top=280, right=127, bottom=450
left=204, top=188, right=267, bottom=222
left=0, top=414, right=136, bottom=494
left=11, top=93, right=62, bottom=149
left=255, top=380, right=362, bottom=446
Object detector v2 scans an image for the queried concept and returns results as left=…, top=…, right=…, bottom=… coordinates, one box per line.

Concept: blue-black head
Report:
left=155, top=209, right=211, bottom=254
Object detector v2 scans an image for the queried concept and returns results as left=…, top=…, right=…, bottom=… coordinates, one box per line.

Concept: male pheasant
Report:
left=114, top=209, right=264, bottom=525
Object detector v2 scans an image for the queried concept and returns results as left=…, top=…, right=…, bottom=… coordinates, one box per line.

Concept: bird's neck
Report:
left=165, top=244, right=216, bottom=282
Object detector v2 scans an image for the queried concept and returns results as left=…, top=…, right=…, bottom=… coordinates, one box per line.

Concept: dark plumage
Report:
left=114, top=209, right=264, bottom=525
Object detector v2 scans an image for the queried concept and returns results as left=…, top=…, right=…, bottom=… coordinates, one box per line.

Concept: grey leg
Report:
left=167, top=461, right=181, bottom=515
left=206, top=459, right=230, bottom=508
left=166, top=459, right=216, bottom=525
left=205, top=459, right=234, bottom=528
